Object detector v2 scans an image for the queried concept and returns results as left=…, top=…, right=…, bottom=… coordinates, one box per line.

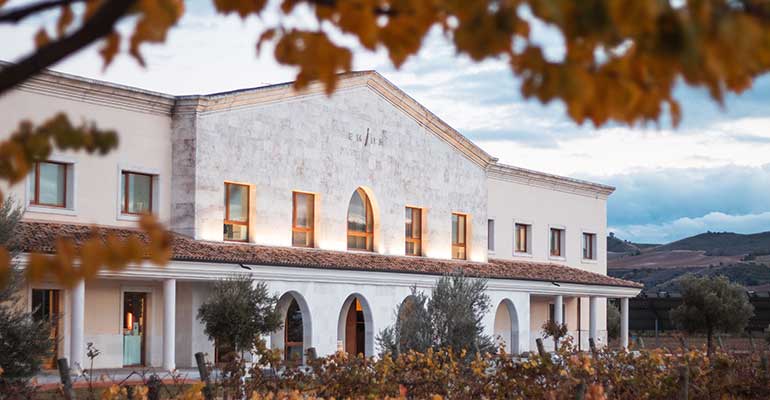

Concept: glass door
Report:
left=32, top=289, right=61, bottom=369
left=123, top=292, right=146, bottom=366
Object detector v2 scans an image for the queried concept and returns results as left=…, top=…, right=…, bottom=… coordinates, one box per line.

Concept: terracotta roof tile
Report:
left=12, top=221, right=642, bottom=289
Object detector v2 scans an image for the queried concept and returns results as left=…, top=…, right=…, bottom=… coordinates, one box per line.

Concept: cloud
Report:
left=595, top=164, right=770, bottom=227
left=610, top=211, right=770, bottom=244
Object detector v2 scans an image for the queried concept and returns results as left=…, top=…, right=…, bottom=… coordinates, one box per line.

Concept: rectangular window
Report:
left=452, top=213, right=467, bottom=260
left=405, top=207, right=422, bottom=256
left=550, top=228, right=564, bottom=257
left=487, top=219, right=495, bottom=252
left=224, top=182, right=249, bottom=241
left=121, top=171, right=153, bottom=215
left=292, top=192, right=315, bottom=247
left=583, top=232, right=597, bottom=260
left=515, top=223, right=530, bottom=253
left=31, top=161, right=67, bottom=208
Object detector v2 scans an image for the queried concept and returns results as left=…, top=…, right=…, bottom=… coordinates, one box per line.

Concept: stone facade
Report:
left=173, top=85, right=488, bottom=261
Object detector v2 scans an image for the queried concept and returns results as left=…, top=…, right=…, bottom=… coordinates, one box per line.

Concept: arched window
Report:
left=347, top=188, right=373, bottom=251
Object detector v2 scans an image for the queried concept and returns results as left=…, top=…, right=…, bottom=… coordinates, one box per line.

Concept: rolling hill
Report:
left=607, top=231, right=770, bottom=292
left=654, top=231, right=770, bottom=256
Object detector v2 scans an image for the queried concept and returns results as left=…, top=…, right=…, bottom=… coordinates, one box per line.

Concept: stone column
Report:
left=70, top=280, right=85, bottom=368
left=163, top=279, right=176, bottom=370
left=554, top=295, right=564, bottom=325
left=588, top=296, right=598, bottom=342
left=620, top=297, right=629, bottom=349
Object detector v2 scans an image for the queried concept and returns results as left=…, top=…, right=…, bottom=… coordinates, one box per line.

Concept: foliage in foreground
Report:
left=28, top=341, right=770, bottom=400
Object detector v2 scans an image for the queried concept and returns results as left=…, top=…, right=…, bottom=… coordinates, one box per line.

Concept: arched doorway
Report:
left=337, top=294, right=374, bottom=356
left=347, top=188, right=374, bottom=251
left=494, top=299, right=520, bottom=354
left=284, top=299, right=303, bottom=361
left=271, top=291, right=312, bottom=363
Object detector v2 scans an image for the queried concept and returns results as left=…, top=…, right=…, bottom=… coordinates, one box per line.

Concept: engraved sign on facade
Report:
left=348, top=128, right=386, bottom=148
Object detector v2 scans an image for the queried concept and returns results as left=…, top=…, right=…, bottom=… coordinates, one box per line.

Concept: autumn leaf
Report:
left=128, top=0, right=185, bottom=66
left=100, top=31, right=121, bottom=69
left=272, top=30, right=352, bottom=94
left=56, top=5, right=74, bottom=37
left=34, top=28, right=50, bottom=48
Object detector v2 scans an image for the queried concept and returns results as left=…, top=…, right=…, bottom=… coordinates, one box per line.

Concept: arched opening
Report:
left=347, top=188, right=374, bottom=251
left=337, top=294, right=374, bottom=356
left=271, top=291, right=312, bottom=363
left=494, top=299, right=520, bottom=354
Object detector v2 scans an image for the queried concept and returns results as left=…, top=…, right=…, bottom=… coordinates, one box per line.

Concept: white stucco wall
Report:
left=0, top=83, right=173, bottom=227
left=172, top=86, right=489, bottom=262
left=487, top=175, right=611, bottom=346
left=486, top=176, right=608, bottom=273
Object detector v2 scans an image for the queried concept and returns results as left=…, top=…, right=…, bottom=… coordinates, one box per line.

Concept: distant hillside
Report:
left=607, top=230, right=770, bottom=292
left=655, top=231, right=770, bottom=256
left=607, top=234, right=660, bottom=257
left=610, top=262, right=770, bottom=293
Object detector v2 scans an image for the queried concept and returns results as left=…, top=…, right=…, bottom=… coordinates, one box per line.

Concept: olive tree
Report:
left=378, top=273, right=494, bottom=357
left=197, top=274, right=282, bottom=358
left=670, top=274, right=754, bottom=356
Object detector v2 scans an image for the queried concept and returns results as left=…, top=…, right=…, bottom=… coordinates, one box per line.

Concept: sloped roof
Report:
left=12, top=221, right=642, bottom=289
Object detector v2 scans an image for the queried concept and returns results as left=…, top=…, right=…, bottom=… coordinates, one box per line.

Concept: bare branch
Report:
left=0, top=0, right=84, bottom=24
left=0, top=0, right=135, bottom=97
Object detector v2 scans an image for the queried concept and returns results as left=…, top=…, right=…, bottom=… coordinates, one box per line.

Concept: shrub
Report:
left=0, top=199, right=53, bottom=381
left=197, top=274, right=282, bottom=356
left=378, top=273, right=494, bottom=358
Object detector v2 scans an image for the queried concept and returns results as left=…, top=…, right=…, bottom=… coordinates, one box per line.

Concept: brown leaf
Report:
left=34, top=28, right=50, bottom=48
left=99, top=31, right=121, bottom=70
left=213, top=0, right=268, bottom=17
left=56, top=5, right=74, bottom=37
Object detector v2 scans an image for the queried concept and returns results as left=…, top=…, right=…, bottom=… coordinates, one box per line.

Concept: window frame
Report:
left=549, top=227, right=565, bottom=258
left=405, top=206, right=423, bottom=256
left=30, top=161, right=68, bottom=208
left=347, top=188, right=374, bottom=252
left=514, top=222, right=532, bottom=255
left=292, top=191, right=315, bottom=248
left=451, top=213, right=468, bottom=260
left=582, top=232, right=597, bottom=261
left=120, top=171, right=154, bottom=215
left=224, top=182, right=250, bottom=242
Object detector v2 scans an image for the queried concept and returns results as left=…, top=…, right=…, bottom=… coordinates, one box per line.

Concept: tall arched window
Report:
left=347, top=188, right=373, bottom=251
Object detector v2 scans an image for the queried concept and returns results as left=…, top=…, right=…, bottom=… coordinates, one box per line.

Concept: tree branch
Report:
left=0, top=0, right=135, bottom=97
left=0, top=0, right=84, bottom=24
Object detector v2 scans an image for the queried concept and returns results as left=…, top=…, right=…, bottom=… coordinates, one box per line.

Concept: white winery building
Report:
left=0, top=67, right=641, bottom=370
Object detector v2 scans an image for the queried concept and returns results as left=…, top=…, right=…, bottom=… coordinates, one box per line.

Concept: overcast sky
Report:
left=2, top=1, right=770, bottom=244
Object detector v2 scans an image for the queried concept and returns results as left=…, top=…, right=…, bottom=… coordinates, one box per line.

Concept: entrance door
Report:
left=31, top=289, right=61, bottom=369
left=344, top=298, right=366, bottom=355
left=123, top=292, right=147, bottom=366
